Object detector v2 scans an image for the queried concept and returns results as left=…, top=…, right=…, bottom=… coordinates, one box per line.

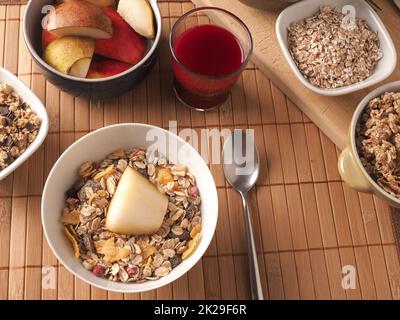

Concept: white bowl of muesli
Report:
left=0, top=67, right=48, bottom=181
left=276, top=0, right=397, bottom=96
left=338, top=81, right=400, bottom=208
left=42, top=123, right=218, bottom=293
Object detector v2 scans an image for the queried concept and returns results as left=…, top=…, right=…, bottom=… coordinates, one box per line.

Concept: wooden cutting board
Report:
left=191, top=0, right=400, bottom=150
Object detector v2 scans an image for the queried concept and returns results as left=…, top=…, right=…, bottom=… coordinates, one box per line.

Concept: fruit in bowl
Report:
left=42, top=0, right=155, bottom=79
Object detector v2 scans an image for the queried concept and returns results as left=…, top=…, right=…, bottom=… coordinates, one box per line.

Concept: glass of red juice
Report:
left=170, top=7, right=253, bottom=111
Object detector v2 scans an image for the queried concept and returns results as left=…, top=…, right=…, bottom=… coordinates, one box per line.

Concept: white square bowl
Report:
left=0, top=67, right=49, bottom=180
left=276, top=0, right=397, bottom=96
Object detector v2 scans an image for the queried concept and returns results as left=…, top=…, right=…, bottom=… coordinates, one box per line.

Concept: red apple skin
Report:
left=87, top=59, right=132, bottom=78
left=42, top=29, right=60, bottom=49
left=95, top=7, right=147, bottom=65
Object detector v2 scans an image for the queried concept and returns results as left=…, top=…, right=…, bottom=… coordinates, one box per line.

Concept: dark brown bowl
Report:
left=23, top=0, right=162, bottom=100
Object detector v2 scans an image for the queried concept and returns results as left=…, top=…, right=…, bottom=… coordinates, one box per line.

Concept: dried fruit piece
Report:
left=92, top=265, right=105, bottom=277
left=169, top=256, right=182, bottom=268
left=189, top=185, right=199, bottom=197
left=93, top=164, right=115, bottom=181
left=190, top=223, right=201, bottom=238
left=126, top=265, right=139, bottom=277
left=182, top=233, right=201, bottom=260
left=156, top=167, right=173, bottom=185
left=64, top=227, right=80, bottom=258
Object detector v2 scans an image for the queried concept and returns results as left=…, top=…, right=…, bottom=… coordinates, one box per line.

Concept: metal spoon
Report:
left=222, top=130, right=264, bottom=300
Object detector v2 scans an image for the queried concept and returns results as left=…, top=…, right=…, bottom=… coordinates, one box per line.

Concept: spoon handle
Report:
left=240, top=191, right=264, bottom=300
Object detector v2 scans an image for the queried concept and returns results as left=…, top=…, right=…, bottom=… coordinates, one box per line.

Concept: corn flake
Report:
left=182, top=233, right=201, bottom=260
left=93, top=165, right=115, bottom=182
left=64, top=227, right=80, bottom=258
left=60, top=209, right=81, bottom=225
left=190, top=223, right=201, bottom=238
left=95, top=237, right=131, bottom=263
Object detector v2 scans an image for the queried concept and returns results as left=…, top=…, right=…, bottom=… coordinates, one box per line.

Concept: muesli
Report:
left=60, top=148, right=202, bottom=282
left=0, top=83, right=41, bottom=170
left=356, top=92, right=400, bottom=197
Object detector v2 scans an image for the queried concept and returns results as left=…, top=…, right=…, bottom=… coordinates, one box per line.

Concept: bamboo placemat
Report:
left=0, top=1, right=400, bottom=300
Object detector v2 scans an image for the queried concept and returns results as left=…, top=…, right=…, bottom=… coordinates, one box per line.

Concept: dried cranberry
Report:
left=66, top=197, right=79, bottom=206
left=92, top=265, right=105, bottom=277
left=189, top=186, right=199, bottom=197
left=126, top=265, right=139, bottom=277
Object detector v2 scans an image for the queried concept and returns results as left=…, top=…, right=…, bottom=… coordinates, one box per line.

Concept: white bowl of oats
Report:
left=0, top=67, right=48, bottom=180
left=276, top=0, right=397, bottom=96
left=42, top=123, right=218, bottom=293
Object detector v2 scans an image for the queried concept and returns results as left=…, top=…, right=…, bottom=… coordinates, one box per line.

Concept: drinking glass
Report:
left=170, top=7, right=253, bottom=111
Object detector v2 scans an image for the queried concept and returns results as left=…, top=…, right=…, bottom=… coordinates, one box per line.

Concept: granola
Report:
left=0, top=83, right=41, bottom=170
left=287, top=5, right=383, bottom=89
left=60, top=148, right=202, bottom=282
left=356, top=92, right=400, bottom=197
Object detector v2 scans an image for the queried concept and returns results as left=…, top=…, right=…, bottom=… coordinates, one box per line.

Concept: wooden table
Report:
left=0, top=0, right=399, bottom=300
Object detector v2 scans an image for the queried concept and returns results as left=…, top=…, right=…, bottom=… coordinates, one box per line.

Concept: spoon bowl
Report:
left=223, top=130, right=260, bottom=193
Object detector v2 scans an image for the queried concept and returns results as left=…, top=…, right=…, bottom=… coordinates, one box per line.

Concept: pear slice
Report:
left=117, top=0, right=155, bottom=39
left=106, top=166, right=168, bottom=235
left=69, top=58, right=92, bottom=78
left=47, top=0, right=113, bottom=39
left=43, top=37, right=95, bottom=77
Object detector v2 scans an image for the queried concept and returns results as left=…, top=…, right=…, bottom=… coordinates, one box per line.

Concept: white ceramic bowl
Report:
left=42, top=123, right=218, bottom=293
left=0, top=67, right=49, bottom=181
left=276, top=0, right=397, bottom=96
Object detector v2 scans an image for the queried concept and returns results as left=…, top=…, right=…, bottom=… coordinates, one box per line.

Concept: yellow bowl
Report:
left=338, top=81, right=400, bottom=208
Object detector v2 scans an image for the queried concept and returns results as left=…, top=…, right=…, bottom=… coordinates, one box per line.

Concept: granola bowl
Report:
left=276, top=0, right=397, bottom=96
left=338, top=81, right=400, bottom=208
left=42, top=123, right=218, bottom=293
left=0, top=67, right=49, bottom=181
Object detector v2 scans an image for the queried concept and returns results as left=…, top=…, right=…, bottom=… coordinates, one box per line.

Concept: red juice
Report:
left=172, top=24, right=244, bottom=109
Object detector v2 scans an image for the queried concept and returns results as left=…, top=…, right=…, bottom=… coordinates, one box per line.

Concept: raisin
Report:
left=169, top=256, right=182, bottom=268
left=66, top=187, right=78, bottom=199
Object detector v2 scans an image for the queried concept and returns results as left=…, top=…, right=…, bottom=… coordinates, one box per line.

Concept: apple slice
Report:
left=47, top=0, right=113, bottom=39
left=95, top=7, right=147, bottom=65
left=105, top=166, right=168, bottom=235
left=42, top=29, right=60, bottom=49
left=43, top=36, right=95, bottom=77
left=87, top=59, right=132, bottom=78
left=117, top=0, right=155, bottom=39
left=84, top=0, right=116, bottom=7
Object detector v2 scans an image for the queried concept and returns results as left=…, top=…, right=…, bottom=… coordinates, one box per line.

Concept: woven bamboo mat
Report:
left=0, top=1, right=400, bottom=300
